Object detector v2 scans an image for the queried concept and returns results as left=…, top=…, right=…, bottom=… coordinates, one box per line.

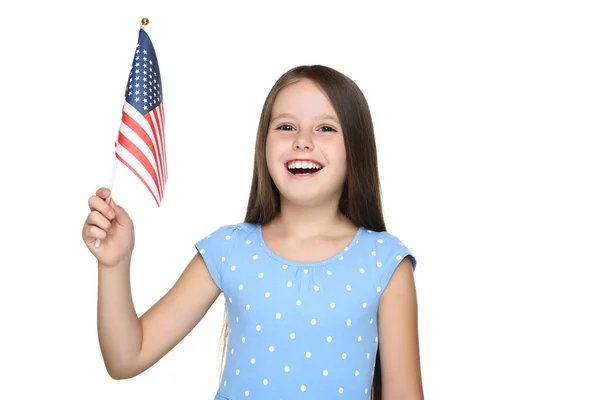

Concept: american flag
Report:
left=115, top=26, right=167, bottom=207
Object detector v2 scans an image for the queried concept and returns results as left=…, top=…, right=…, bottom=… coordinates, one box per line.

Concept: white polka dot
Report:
left=367, top=230, right=372, bottom=233
left=236, top=316, right=239, bottom=322
left=242, top=337, right=245, bottom=343
left=224, top=381, right=227, bottom=387
left=346, top=285, right=352, bottom=291
left=376, top=336, right=379, bottom=343
left=323, top=370, right=329, bottom=376
left=376, top=286, right=381, bottom=292
left=370, top=318, right=373, bottom=324
left=246, top=304, right=250, bottom=311
left=282, top=264, right=289, bottom=270
left=344, top=247, right=349, bottom=251
left=327, top=270, right=333, bottom=275
left=275, top=313, right=281, bottom=319
left=300, top=385, right=306, bottom=392
left=296, top=300, right=302, bottom=306
left=339, top=256, right=344, bottom=260
left=236, top=369, right=240, bottom=375
left=327, top=336, right=332, bottom=343
left=231, top=348, right=234, bottom=355
left=371, top=251, right=376, bottom=256
left=265, top=292, right=271, bottom=298
left=252, top=255, right=258, bottom=260
left=206, top=234, right=212, bottom=238
left=359, top=268, right=365, bottom=274
left=231, top=265, right=236, bottom=271
left=225, top=235, right=231, bottom=240
left=245, top=390, right=249, bottom=396
left=284, top=366, right=290, bottom=372
left=221, top=257, right=226, bottom=262
left=239, top=284, right=244, bottom=290
left=305, top=352, right=311, bottom=358
left=258, top=272, right=264, bottom=278
left=396, top=254, right=403, bottom=260
left=365, top=388, right=368, bottom=394
left=251, top=357, right=256, bottom=364
left=358, top=336, right=362, bottom=342
left=347, top=319, right=352, bottom=326
left=287, top=281, right=293, bottom=287
left=330, top=302, right=336, bottom=308
left=363, top=302, right=367, bottom=308
left=304, top=269, right=308, bottom=274
left=269, top=345, right=274, bottom=352
left=314, top=285, right=319, bottom=291
left=339, top=387, right=344, bottom=394
left=228, top=297, right=232, bottom=303
left=256, top=325, right=261, bottom=331
left=263, top=378, right=268, bottom=385
left=200, top=249, right=206, bottom=254
left=356, top=240, right=359, bottom=244
left=290, top=332, right=296, bottom=339
left=355, top=370, right=360, bottom=376
left=377, top=239, right=383, bottom=243
left=342, top=353, right=347, bottom=359
left=376, top=261, right=382, bottom=267
left=367, top=353, right=370, bottom=359
left=246, top=240, right=251, bottom=244
left=310, top=318, right=317, bottom=325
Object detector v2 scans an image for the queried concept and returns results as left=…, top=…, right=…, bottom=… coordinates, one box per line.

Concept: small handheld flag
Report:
left=96, top=18, right=167, bottom=248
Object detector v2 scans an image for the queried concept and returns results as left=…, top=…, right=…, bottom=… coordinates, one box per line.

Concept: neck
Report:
left=269, top=196, right=353, bottom=239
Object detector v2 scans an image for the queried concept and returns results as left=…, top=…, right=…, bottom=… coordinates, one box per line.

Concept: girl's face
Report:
left=266, top=79, right=347, bottom=207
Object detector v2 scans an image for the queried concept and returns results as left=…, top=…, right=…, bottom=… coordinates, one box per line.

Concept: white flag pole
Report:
left=95, top=156, right=119, bottom=248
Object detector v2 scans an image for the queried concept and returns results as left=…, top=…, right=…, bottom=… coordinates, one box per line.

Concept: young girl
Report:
left=83, top=65, right=423, bottom=399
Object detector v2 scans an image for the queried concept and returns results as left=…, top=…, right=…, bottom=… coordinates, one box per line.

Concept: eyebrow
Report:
left=271, top=112, right=340, bottom=124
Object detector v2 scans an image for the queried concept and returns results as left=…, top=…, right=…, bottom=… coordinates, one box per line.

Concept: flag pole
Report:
left=94, top=157, right=119, bottom=248
left=95, top=17, right=150, bottom=249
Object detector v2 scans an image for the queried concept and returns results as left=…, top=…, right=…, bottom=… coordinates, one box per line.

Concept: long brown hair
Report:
left=218, top=65, right=387, bottom=399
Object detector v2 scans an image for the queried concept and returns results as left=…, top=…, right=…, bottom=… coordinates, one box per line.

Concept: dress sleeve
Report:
left=194, top=224, right=239, bottom=292
left=375, top=231, right=417, bottom=294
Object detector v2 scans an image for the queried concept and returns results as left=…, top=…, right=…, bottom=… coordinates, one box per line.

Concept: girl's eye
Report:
left=277, top=124, right=294, bottom=131
left=319, top=125, right=336, bottom=133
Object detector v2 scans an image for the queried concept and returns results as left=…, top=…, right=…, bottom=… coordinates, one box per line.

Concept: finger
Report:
left=84, top=224, right=107, bottom=242
left=88, top=195, right=116, bottom=220
left=86, top=210, right=112, bottom=232
left=96, top=187, right=111, bottom=199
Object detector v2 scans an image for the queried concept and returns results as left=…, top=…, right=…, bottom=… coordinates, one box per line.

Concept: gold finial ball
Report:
left=141, top=18, right=149, bottom=26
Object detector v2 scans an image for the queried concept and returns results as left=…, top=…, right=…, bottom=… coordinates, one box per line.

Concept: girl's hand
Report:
left=82, top=187, right=135, bottom=268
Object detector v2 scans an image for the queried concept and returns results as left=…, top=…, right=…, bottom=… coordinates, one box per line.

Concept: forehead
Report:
left=271, top=79, right=338, bottom=119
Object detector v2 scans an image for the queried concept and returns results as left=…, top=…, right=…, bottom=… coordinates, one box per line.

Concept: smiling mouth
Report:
left=286, top=160, right=323, bottom=176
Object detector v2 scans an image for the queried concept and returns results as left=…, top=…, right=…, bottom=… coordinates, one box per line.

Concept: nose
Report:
left=293, top=130, right=314, bottom=151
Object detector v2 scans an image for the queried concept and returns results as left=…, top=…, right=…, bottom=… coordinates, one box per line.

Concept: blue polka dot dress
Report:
left=195, top=222, right=417, bottom=400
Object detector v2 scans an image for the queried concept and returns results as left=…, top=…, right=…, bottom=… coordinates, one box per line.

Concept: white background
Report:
left=0, top=0, right=598, bottom=399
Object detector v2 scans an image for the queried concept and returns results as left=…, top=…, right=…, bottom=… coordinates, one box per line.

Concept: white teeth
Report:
left=287, top=161, right=322, bottom=170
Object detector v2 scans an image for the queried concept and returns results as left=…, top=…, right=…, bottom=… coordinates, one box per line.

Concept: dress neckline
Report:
left=257, top=224, right=364, bottom=268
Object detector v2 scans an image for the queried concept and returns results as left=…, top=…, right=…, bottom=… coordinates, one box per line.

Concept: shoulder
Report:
left=367, top=229, right=417, bottom=293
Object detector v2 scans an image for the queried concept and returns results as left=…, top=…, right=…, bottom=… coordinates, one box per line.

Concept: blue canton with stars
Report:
left=125, top=28, right=162, bottom=114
